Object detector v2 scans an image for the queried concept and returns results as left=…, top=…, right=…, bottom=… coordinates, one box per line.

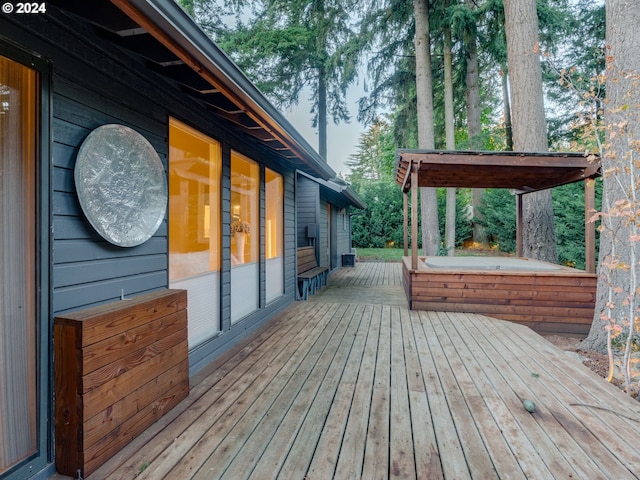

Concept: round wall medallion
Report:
left=75, top=124, right=167, bottom=247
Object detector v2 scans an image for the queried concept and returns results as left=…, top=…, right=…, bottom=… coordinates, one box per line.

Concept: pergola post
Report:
left=585, top=178, right=596, bottom=273
left=411, top=163, right=419, bottom=270
left=516, top=193, right=523, bottom=257
left=403, top=192, right=408, bottom=257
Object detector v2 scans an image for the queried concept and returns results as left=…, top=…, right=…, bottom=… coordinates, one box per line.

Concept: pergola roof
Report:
left=395, top=150, right=600, bottom=193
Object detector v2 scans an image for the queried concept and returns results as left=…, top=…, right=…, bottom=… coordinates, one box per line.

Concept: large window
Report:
left=230, top=151, right=259, bottom=322
left=265, top=168, right=283, bottom=302
left=0, top=54, right=38, bottom=475
left=169, top=118, right=221, bottom=346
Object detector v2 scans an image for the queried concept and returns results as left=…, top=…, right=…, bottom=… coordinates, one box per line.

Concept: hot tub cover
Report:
left=423, top=256, right=561, bottom=271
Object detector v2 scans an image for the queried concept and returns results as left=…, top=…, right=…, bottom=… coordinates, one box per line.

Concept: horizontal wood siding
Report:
left=318, top=196, right=329, bottom=268
left=54, top=290, right=189, bottom=477
left=0, top=9, right=173, bottom=315
left=403, top=258, right=597, bottom=336
left=5, top=8, right=300, bottom=372
left=296, top=175, right=319, bottom=247
left=336, top=207, right=351, bottom=256
left=284, top=171, right=297, bottom=297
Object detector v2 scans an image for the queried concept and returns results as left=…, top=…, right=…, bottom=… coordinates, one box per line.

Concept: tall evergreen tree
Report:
left=541, top=1, right=605, bottom=148
left=345, top=116, right=396, bottom=183
left=583, top=1, right=640, bottom=369
left=357, top=0, right=441, bottom=254
left=443, top=3, right=457, bottom=256
left=504, top=0, right=558, bottom=263
left=460, top=0, right=487, bottom=245
left=179, top=0, right=361, bottom=161
left=357, top=0, right=417, bottom=144
left=414, top=0, right=440, bottom=255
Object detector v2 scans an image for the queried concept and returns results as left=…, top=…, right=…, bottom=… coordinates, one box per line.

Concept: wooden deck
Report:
left=86, top=262, right=640, bottom=479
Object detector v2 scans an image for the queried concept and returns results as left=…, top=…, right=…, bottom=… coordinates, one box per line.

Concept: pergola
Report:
left=395, top=150, right=601, bottom=272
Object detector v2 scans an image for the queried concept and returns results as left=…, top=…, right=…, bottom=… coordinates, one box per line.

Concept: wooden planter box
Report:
left=54, top=289, right=189, bottom=477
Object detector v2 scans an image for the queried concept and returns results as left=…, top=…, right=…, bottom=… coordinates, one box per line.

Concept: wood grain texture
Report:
left=404, top=257, right=596, bottom=335
left=54, top=289, right=188, bottom=477
left=89, top=264, right=640, bottom=480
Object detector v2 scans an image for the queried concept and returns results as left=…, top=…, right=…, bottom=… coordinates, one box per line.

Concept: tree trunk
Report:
left=316, top=0, right=327, bottom=161
left=414, top=0, right=440, bottom=255
left=504, top=0, right=557, bottom=264
left=501, top=68, right=513, bottom=151
left=464, top=0, right=487, bottom=246
left=583, top=0, right=640, bottom=354
left=444, top=24, right=456, bottom=256
left=318, top=67, right=327, bottom=161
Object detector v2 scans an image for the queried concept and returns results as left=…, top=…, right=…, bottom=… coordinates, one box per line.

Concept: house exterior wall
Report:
left=336, top=207, right=353, bottom=259
left=318, top=195, right=329, bottom=268
left=295, top=174, right=319, bottom=248
left=1, top=8, right=298, bottom=377
left=296, top=173, right=357, bottom=271
left=1, top=6, right=360, bottom=479
left=320, top=195, right=353, bottom=270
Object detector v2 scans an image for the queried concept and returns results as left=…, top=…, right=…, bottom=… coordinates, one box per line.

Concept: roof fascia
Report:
left=297, top=170, right=366, bottom=209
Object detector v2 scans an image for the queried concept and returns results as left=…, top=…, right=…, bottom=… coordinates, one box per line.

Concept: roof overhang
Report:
left=297, top=171, right=366, bottom=210
left=47, top=0, right=335, bottom=180
left=395, top=150, right=601, bottom=194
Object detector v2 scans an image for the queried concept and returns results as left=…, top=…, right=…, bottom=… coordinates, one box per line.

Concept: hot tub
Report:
left=403, top=256, right=596, bottom=336
left=422, top=256, right=561, bottom=271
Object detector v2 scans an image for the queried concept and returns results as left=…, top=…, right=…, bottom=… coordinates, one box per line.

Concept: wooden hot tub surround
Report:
left=395, top=150, right=600, bottom=336
left=403, top=257, right=597, bottom=336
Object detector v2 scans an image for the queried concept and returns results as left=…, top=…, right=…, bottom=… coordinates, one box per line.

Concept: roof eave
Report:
left=114, top=0, right=335, bottom=180
left=297, top=170, right=366, bottom=209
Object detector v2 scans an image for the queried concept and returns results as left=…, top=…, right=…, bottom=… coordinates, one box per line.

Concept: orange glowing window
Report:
left=168, top=118, right=221, bottom=280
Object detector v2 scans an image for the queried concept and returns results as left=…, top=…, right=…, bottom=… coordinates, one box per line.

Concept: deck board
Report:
left=88, top=262, right=640, bottom=480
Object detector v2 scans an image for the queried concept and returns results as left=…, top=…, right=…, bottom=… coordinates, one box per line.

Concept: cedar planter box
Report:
left=54, top=289, right=189, bottom=477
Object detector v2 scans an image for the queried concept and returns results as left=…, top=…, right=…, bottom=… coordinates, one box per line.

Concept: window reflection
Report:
left=265, top=168, right=284, bottom=302
left=169, top=119, right=221, bottom=280
left=230, top=152, right=259, bottom=266
left=0, top=54, right=38, bottom=474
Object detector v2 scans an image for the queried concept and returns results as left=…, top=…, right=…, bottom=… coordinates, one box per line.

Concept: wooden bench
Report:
left=297, top=246, right=329, bottom=300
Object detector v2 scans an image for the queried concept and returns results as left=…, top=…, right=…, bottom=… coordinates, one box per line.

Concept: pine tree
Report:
left=583, top=1, right=640, bottom=369
left=180, top=0, right=361, bottom=161
left=504, top=0, right=558, bottom=263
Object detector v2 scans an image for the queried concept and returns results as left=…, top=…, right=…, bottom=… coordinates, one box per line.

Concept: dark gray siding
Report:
left=318, top=195, right=329, bottom=268
left=3, top=8, right=298, bottom=372
left=47, top=18, right=171, bottom=315
left=321, top=197, right=352, bottom=270
left=283, top=171, right=297, bottom=297
left=337, top=207, right=352, bottom=255
left=296, top=175, right=319, bottom=248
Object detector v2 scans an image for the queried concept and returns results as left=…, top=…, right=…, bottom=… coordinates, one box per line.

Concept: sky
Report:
left=283, top=85, right=366, bottom=177
left=207, top=3, right=367, bottom=177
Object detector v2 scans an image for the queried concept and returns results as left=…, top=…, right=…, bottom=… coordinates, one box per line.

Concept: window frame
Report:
left=0, top=41, right=52, bottom=480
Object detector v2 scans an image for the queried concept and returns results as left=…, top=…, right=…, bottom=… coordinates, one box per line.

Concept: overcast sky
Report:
left=283, top=85, right=366, bottom=176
